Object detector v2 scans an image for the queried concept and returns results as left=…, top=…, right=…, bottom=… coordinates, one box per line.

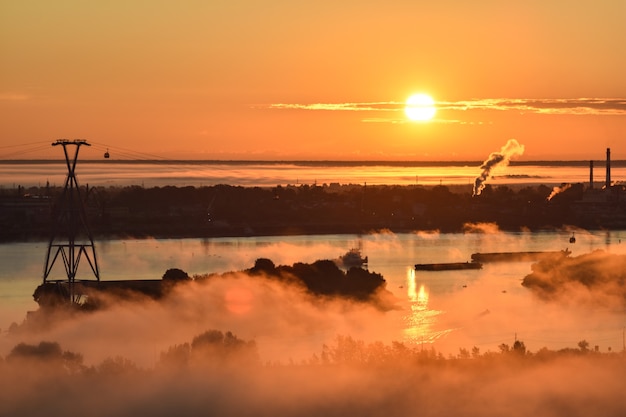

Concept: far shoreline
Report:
left=0, top=159, right=610, bottom=189
left=1, top=180, right=615, bottom=244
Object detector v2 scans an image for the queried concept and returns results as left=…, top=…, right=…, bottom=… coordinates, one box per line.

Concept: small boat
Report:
left=415, top=262, right=483, bottom=271
left=470, top=250, right=571, bottom=263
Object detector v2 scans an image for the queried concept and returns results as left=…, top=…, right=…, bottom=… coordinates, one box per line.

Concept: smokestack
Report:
left=606, top=148, right=611, bottom=189
left=589, top=160, right=594, bottom=189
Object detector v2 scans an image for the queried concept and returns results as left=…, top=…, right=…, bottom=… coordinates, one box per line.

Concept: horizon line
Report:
left=0, top=158, right=619, bottom=165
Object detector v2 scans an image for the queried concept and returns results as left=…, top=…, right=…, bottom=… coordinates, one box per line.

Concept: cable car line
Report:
left=0, top=142, right=52, bottom=159
left=89, top=141, right=170, bottom=161
left=0, top=139, right=173, bottom=161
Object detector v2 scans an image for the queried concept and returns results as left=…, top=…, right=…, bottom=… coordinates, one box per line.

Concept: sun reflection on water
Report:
left=404, top=268, right=451, bottom=345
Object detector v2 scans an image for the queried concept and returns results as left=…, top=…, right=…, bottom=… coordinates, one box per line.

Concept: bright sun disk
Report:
left=405, top=93, right=436, bottom=121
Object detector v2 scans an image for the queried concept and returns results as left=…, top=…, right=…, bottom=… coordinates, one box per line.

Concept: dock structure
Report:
left=43, top=139, right=100, bottom=304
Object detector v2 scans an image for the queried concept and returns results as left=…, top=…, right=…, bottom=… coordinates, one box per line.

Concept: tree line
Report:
left=0, top=181, right=603, bottom=241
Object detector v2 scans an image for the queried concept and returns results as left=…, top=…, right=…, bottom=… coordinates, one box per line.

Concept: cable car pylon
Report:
left=43, top=139, right=100, bottom=304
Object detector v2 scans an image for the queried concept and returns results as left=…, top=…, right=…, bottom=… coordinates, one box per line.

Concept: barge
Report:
left=415, top=262, right=483, bottom=271
left=470, top=250, right=571, bottom=263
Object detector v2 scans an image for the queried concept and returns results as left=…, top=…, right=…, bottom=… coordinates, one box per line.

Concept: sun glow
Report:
left=405, top=93, right=436, bottom=121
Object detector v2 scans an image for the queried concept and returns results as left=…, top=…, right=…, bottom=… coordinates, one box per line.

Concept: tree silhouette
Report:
left=513, top=340, right=527, bottom=355
left=162, top=268, right=190, bottom=281
left=7, top=341, right=84, bottom=373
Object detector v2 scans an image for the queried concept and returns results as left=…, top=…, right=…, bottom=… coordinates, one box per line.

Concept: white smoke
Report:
left=473, top=139, right=525, bottom=196
left=547, top=183, right=572, bottom=201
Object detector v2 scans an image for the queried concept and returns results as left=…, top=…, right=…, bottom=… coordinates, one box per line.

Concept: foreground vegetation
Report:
left=1, top=330, right=623, bottom=377
left=2, top=331, right=625, bottom=417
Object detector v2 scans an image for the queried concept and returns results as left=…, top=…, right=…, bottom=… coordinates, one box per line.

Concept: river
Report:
left=2, top=230, right=625, bottom=364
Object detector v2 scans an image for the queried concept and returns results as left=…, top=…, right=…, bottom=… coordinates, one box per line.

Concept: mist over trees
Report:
left=4, top=181, right=626, bottom=415
left=523, top=249, right=626, bottom=308
left=242, top=258, right=389, bottom=304
left=1, top=332, right=625, bottom=417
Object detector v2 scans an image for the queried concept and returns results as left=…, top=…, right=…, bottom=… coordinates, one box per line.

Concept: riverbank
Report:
left=0, top=180, right=618, bottom=242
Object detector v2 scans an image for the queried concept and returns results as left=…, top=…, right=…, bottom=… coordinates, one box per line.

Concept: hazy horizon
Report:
left=2, top=1, right=626, bottom=414
left=0, top=159, right=608, bottom=189
left=2, top=2, right=626, bottom=161
left=0, top=158, right=621, bottom=164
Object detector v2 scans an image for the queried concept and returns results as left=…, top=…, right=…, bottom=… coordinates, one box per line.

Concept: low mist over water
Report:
left=3, top=230, right=626, bottom=355
left=4, top=0, right=626, bottom=413
left=2, top=229, right=626, bottom=416
left=0, top=160, right=608, bottom=188
left=2, top=233, right=626, bottom=415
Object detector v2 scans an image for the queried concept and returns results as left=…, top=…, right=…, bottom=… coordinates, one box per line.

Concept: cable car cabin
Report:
left=104, top=149, right=110, bottom=158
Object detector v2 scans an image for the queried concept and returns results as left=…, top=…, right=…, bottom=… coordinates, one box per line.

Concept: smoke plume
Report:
left=547, top=183, right=572, bottom=201
left=473, top=139, right=525, bottom=196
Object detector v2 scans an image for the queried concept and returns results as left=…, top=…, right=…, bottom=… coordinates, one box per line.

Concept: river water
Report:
left=1, top=159, right=626, bottom=362
left=2, top=230, right=626, bottom=362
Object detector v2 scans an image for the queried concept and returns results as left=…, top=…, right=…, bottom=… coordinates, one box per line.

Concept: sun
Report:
left=405, top=93, right=436, bottom=121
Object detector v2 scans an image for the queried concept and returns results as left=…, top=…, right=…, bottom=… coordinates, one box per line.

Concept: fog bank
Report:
left=1, top=334, right=625, bottom=417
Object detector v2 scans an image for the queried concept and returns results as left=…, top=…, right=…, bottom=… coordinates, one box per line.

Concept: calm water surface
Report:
left=2, top=231, right=625, bottom=355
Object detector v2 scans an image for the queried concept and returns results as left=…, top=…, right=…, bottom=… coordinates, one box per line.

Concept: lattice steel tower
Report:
left=43, top=139, right=100, bottom=303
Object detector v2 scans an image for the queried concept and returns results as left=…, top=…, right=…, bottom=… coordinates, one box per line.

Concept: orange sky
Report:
left=2, top=1, right=626, bottom=161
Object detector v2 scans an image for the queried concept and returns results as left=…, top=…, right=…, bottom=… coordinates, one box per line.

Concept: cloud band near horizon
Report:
left=268, top=98, right=626, bottom=117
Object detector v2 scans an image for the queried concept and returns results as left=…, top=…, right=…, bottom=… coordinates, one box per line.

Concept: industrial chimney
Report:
left=589, top=160, right=594, bottom=189
left=606, top=148, right=611, bottom=189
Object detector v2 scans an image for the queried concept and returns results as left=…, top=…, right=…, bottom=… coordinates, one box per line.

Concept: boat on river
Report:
left=470, top=249, right=571, bottom=263
left=415, top=262, right=483, bottom=271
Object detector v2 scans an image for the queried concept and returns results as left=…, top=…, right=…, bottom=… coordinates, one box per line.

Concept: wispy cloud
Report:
left=269, top=102, right=398, bottom=112
left=0, top=93, right=30, bottom=101
left=439, top=98, right=626, bottom=115
left=361, top=117, right=480, bottom=125
left=267, top=98, right=626, bottom=123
